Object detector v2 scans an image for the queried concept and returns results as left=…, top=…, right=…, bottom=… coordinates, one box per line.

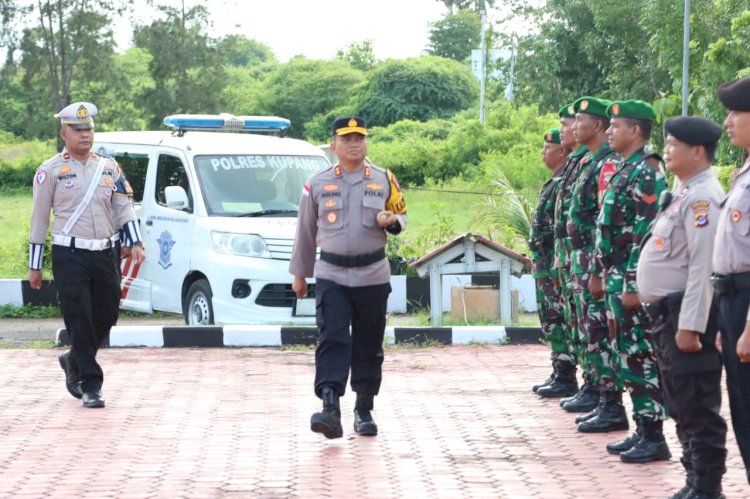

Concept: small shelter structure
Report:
left=409, top=233, right=531, bottom=326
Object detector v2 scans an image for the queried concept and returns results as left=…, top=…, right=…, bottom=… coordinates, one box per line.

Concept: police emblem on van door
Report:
left=157, top=231, right=176, bottom=269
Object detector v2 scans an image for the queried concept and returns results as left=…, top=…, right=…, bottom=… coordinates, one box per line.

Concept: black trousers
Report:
left=717, top=286, right=750, bottom=473
left=314, top=278, right=391, bottom=398
left=51, top=245, right=121, bottom=393
left=649, top=293, right=727, bottom=473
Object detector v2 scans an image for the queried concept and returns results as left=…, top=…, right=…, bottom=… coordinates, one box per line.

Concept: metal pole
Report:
left=479, top=10, right=486, bottom=125
left=681, top=0, right=691, bottom=116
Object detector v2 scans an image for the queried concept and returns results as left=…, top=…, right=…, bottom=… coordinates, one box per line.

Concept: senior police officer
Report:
left=290, top=117, right=407, bottom=439
left=713, top=75, right=750, bottom=487
left=28, top=102, right=145, bottom=408
left=594, top=100, right=670, bottom=462
left=529, top=129, right=571, bottom=393
left=639, top=116, right=727, bottom=499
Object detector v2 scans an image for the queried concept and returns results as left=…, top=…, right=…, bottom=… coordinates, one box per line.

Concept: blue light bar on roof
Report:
left=162, top=113, right=291, bottom=132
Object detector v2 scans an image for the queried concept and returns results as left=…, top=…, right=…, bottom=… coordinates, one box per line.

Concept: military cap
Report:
left=54, top=102, right=97, bottom=129
left=332, top=116, right=367, bottom=136
left=607, top=100, right=656, bottom=121
left=559, top=102, right=576, bottom=118
left=544, top=129, right=561, bottom=144
left=717, top=76, right=750, bottom=112
left=573, top=97, right=611, bottom=118
left=665, top=116, right=723, bottom=146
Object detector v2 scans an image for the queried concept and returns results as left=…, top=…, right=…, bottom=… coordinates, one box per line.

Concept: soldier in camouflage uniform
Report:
left=592, top=100, right=670, bottom=463
left=529, top=129, right=572, bottom=393
left=563, top=97, right=628, bottom=429
left=536, top=103, right=587, bottom=397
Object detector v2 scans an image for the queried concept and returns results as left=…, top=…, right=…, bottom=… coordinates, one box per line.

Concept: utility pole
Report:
left=681, top=0, right=691, bottom=115
left=479, top=9, right=487, bottom=124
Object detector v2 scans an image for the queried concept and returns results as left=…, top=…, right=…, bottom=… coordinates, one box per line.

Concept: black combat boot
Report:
left=559, top=372, right=590, bottom=407
left=577, top=391, right=629, bottom=433
left=311, top=386, right=343, bottom=439
left=533, top=363, right=556, bottom=393
left=606, top=420, right=642, bottom=454
left=536, top=360, right=578, bottom=398
left=684, top=468, right=725, bottom=499
left=575, top=392, right=604, bottom=424
left=620, top=419, right=671, bottom=463
left=562, top=383, right=600, bottom=413
left=353, top=394, right=378, bottom=436
left=669, top=459, right=697, bottom=499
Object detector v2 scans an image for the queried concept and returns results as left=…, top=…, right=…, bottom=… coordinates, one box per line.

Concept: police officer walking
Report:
left=28, top=102, right=145, bottom=408
left=713, top=75, right=750, bottom=488
left=290, top=117, right=407, bottom=439
left=639, top=116, right=727, bottom=499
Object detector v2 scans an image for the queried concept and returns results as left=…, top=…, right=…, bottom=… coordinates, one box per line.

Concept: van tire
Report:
left=185, top=279, right=214, bottom=325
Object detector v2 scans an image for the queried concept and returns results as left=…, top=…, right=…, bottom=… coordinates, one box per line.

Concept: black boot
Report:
left=575, top=392, right=604, bottom=424
left=562, top=383, right=600, bottom=413
left=606, top=420, right=642, bottom=454
left=620, top=419, right=671, bottom=463
left=559, top=372, right=588, bottom=406
left=577, top=391, right=629, bottom=433
left=311, top=386, right=343, bottom=439
left=670, top=459, right=697, bottom=499
left=684, top=468, right=725, bottom=499
left=533, top=364, right=556, bottom=393
left=537, top=360, right=578, bottom=398
left=353, top=394, right=378, bottom=436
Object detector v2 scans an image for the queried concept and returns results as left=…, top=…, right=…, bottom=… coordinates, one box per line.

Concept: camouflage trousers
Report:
left=605, top=269, right=667, bottom=422
left=572, top=272, right=617, bottom=388
left=556, top=268, right=578, bottom=364
left=535, top=276, right=571, bottom=363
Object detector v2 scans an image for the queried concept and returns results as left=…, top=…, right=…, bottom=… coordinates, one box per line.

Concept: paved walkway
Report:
left=0, top=344, right=746, bottom=498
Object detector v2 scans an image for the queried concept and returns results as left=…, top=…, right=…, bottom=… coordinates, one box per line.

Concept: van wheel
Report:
left=185, top=279, right=214, bottom=325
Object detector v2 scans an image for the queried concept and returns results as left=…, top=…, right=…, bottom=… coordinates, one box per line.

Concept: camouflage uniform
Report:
left=594, top=147, right=668, bottom=422
left=567, top=144, right=619, bottom=388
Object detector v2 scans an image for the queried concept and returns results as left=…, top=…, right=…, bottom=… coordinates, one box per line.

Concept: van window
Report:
left=114, top=152, right=149, bottom=203
left=155, top=154, right=191, bottom=210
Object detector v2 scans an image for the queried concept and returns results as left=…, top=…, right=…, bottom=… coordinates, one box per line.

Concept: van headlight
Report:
left=211, top=232, right=271, bottom=258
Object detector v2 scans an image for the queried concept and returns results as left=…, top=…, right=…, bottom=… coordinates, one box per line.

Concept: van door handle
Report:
left=145, top=220, right=153, bottom=226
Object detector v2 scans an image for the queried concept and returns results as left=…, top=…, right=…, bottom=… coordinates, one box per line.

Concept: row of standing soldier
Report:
left=530, top=76, right=750, bottom=499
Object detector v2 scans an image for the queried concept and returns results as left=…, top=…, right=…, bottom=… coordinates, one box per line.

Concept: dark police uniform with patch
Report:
left=28, top=102, right=142, bottom=406
left=290, top=117, right=406, bottom=438
left=638, top=117, right=727, bottom=497
left=713, top=76, right=750, bottom=486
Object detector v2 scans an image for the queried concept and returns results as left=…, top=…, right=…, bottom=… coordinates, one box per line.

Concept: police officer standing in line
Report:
left=28, top=102, right=145, bottom=408
left=593, top=100, right=670, bottom=462
left=529, top=129, right=571, bottom=394
left=639, top=117, right=727, bottom=499
left=535, top=103, right=587, bottom=397
left=290, top=117, right=407, bottom=439
left=713, top=75, right=750, bottom=487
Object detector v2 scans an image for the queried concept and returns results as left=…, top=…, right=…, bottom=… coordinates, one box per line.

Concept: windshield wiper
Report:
left=231, top=209, right=298, bottom=217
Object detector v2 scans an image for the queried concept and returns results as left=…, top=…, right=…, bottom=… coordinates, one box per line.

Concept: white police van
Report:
left=94, top=114, right=328, bottom=325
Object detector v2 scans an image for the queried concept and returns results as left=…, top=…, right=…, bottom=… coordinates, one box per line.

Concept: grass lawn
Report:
left=0, top=192, right=36, bottom=278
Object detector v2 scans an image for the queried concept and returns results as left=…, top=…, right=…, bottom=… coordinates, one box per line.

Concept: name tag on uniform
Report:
left=293, top=298, right=316, bottom=317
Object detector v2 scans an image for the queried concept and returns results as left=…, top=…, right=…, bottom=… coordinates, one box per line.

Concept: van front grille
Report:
left=255, top=283, right=316, bottom=307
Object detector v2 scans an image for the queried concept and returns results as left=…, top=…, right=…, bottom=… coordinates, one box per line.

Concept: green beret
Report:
left=573, top=97, right=611, bottom=119
left=544, top=129, right=561, bottom=144
left=665, top=116, right=723, bottom=146
left=558, top=102, right=576, bottom=118
left=607, top=100, right=656, bottom=121
left=717, top=76, right=750, bottom=112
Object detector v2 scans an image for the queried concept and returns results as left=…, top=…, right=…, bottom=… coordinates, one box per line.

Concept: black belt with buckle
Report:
left=712, top=271, right=750, bottom=295
left=320, top=248, right=386, bottom=268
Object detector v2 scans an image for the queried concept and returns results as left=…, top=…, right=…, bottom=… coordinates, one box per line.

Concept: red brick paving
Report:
left=0, top=344, right=746, bottom=498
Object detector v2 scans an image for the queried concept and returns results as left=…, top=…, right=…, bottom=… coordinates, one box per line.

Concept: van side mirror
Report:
left=165, top=185, right=189, bottom=211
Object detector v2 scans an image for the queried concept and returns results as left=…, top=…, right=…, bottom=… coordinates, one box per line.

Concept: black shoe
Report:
left=82, top=390, right=105, bottom=408
left=669, top=486, right=694, bottom=499
left=533, top=370, right=555, bottom=393
left=311, top=386, right=343, bottom=439
left=58, top=352, right=82, bottom=399
left=575, top=394, right=604, bottom=424
left=606, top=427, right=642, bottom=455
left=562, top=386, right=600, bottom=413
left=620, top=420, right=671, bottom=463
left=683, top=491, right=725, bottom=499
left=559, top=383, right=585, bottom=407
left=577, top=401, right=629, bottom=433
left=354, top=408, right=378, bottom=436
left=537, top=360, right=578, bottom=398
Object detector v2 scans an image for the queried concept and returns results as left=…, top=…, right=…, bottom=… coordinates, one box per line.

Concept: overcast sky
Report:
left=122, top=0, right=451, bottom=61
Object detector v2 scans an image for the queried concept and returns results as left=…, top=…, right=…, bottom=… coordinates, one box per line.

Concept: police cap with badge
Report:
left=54, top=102, right=97, bottom=129
left=665, top=116, right=723, bottom=146
left=332, top=116, right=368, bottom=136
left=717, top=76, right=750, bottom=111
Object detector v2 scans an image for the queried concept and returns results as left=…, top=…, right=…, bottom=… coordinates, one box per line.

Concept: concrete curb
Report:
left=57, top=325, right=544, bottom=348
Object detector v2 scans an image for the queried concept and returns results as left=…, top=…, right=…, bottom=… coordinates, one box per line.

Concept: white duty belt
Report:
left=51, top=234, right=117, bottom=251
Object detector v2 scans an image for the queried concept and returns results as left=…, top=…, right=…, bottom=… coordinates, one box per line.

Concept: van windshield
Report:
left=193, top=155, right=328, bottom=216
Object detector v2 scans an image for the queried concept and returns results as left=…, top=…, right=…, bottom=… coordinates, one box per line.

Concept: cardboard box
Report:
left=450, top=285, right=518, bottom=323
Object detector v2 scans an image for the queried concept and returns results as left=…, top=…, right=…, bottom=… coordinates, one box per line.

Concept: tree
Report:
left=355, top=56, right=478, bottom=128
left=216, top=34, right=276, bottom=68
left=427, top=9, right=481, bottom=62
left=336, top=40, right=377, bottom=72
left=435, top=0, right=495, bottom=13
